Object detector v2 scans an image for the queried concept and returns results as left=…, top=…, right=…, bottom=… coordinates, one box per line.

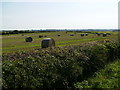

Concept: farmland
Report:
left=2, top=31, right=119, bottom=53
left=1, top=30, right=120, bottom=89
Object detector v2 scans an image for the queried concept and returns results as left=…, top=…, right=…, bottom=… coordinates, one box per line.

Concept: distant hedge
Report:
left=2, top=41, right=120, bottom=89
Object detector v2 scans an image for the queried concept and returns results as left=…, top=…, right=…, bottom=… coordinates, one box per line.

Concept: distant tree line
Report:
left=1, top=29, right=118, bottom=35
left=1, top=30, right=35, bottom=35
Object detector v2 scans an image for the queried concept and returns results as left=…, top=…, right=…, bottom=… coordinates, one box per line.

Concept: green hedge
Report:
left=2, top=41, right=120, bottom=89
left=74, top=60, right=120, bottom=88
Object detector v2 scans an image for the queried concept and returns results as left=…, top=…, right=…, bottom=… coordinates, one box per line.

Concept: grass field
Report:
left=2, top=31, right=119, bottom=53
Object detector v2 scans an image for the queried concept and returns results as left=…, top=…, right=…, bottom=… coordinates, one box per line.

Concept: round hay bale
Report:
left=70, top=34, right=74, bottom=36
left=39, top=35, right=43, bottom=38
left=97, top=33, right=101, bottom=36
left=25, top=37, right=33, bottom=42
left=81, top=34, right=84, bottom=36
left=41, top=38, right=55, bottom=48
left=103, top=33, right=107, bottom=37
left=44, top=35, right=47, bottom=37
left=107, top=33, right=111, bottom=36
left=85, top=33, right=88, bottom=36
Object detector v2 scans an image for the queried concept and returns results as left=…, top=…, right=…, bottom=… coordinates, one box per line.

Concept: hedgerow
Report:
left=74, top=60, right=120, bottom=88
left=2, top=41, right=120, bottom=89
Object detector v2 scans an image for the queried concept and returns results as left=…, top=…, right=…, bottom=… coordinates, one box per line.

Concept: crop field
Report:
left=2, top=31, right=119, bottom=53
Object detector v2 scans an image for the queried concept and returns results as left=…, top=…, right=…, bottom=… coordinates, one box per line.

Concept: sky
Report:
left=0, top=0, right=119, bottom=30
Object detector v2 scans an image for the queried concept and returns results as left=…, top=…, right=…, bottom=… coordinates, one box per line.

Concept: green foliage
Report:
left=105, top=42, right=120, bottom=61
left=2, top=41, right=120, bottom=89
left=74, top=60, right=120, bottom=88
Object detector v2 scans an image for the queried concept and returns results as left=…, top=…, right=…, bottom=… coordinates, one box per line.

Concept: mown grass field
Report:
left=2, top=31, right=119, bottom=53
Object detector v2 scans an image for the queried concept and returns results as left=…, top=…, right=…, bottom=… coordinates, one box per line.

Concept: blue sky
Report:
left=0, top=0, right=119, bottom=30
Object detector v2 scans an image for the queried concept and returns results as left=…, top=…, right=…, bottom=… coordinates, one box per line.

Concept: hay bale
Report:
left=97, top=33, right=101, bottom=36
left=103, top=33, right=107, bottom=37
left=41, top=38, right=55, bottom=48
left=25, top=37, right=33, bottom=42
left=70, top=34, right=74, bottom=36
left=81, top=34, right=84, bottom=36
left=107, top=33, right=111, bottom=36
left=39, top=35, right=43, bottom=38
left=44, top=35, right=47, bottom=37
left=85, top=33, right=88, bottom=36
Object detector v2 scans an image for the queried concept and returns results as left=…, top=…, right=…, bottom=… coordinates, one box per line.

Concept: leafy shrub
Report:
left=74, top=60, right=120, bottom=88
left=2, top=41, right=120, bottom=89
left=105, top=42, right=120, bottom=61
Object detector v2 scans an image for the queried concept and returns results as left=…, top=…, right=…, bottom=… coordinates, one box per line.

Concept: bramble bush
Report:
left=2, top=41, right=120, bottom=89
